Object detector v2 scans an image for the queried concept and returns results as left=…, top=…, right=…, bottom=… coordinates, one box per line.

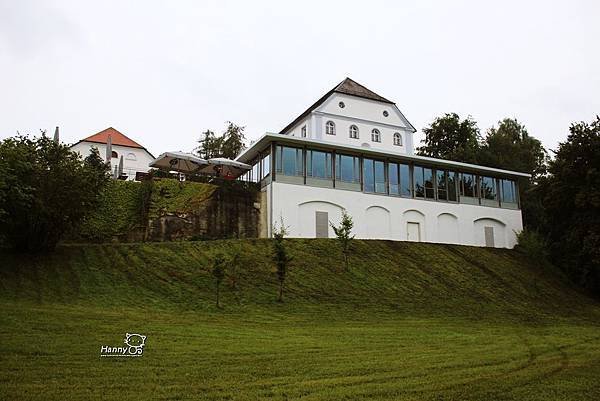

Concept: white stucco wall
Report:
left=269, top=182, right=523, bottom=248
left=282, top=93, right=415, bottom=155
left=70, top=141, right=154, bottom=180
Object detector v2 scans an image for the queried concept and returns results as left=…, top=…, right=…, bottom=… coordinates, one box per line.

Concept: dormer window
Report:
left=349, top=125, right=359, bottom=139
left=301, top=125, right=307, bottom=138
left=393, top=132, right=402, bottom=146
left=325, top=121, right=335, bottom=135
left=371, top=129, right=381, bottom=143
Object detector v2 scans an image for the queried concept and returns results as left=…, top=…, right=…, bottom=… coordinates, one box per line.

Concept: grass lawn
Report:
left=1, top=240, right=600, bottom=400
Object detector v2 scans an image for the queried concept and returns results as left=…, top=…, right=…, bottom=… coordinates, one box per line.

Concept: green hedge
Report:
left=70, top=179, right=217, bottom=242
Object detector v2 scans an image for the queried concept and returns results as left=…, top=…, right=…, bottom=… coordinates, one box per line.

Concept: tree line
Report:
left=417, top=113, right=600, bottom=296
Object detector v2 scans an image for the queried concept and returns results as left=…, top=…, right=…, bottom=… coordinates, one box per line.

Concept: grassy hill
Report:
left=1, top=240, right=600, bottom=400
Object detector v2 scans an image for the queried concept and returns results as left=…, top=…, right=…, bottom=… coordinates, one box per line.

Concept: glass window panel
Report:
left=374, top=160, right=386, bottom=193
left=278, top=146, right=303, bottom=176
left=389, top=162, right=399, bottom=195
left=307, top=150, right=331, bottom=179
left=261, top=154, right=270, bottom=179
left=414, top=166, right=424, bottom=198
left=501, top=179, right=516, bottom=203
left=336, top=154, right=360, bottom=183
left=400, top=164, right=411, bottom=197
left=481, top=176, right=497, bottom=200
left=363, top=158, right=375, bottom=192
left=448, top=172, right=458, bottom=201
left=424, top=168, right=435, bottom=199
left=437, top=170, right=447, bottom=201
left=251, top=161, right=259, bottom=183
left=461, top=173, right=475, bottom=197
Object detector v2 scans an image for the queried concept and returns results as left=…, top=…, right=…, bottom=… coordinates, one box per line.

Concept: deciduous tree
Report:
left=479, top=118, right=549, bottom=229
left=540, top=116, right=600, bottom=296
left=0, top=134, right=109, bottom=252
left=417, top=113, right=481, bottom=163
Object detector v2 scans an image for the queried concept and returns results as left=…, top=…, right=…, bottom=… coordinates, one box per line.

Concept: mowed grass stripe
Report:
left=1, top=239, right=600, bottom=400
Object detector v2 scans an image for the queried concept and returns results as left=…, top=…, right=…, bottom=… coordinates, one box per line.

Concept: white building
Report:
left=70, top=127, right=155, bottom=180
left=237, top=78, right=529, bottom=248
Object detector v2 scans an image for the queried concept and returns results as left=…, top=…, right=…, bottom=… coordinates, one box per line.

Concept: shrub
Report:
left=0, top=135, right=109, bottom=252
left=515, top=229, right=550, bottom=265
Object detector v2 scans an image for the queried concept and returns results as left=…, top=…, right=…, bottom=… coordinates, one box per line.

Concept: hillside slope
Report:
left=2, top=240, right=600, bottom=401
left=1, top=239, right=597, bottom=319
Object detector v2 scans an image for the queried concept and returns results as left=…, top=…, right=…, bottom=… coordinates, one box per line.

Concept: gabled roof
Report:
left=334, top=77, right=393, bottom=103
left=80, top=127, right=144, bottom=148
left=71, top=127, right=155, bottom=158
left=278, top=78, right=413, bottom=135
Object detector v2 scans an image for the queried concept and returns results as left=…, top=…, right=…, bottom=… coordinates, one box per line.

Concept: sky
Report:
left=1, top=0, right=599, bottom=156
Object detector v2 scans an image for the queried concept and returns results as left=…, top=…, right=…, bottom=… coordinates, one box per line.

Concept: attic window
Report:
left=383, top=110, right=389, bottom=117
left=111, top=151, right=118, bottom=158
left=301, top=125, right=307, bottom=138
left=338, top=101, right=345, bottom=109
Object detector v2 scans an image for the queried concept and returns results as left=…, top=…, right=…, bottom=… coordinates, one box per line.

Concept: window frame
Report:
left=275, top=145, right=304, bottom=177
left=349, top=125, right=359, bottom=139
left=362, top=157, right=386, bottom=194
left=335, top=153, right=361, bottom=184
left=393, top=132, right=402, bottom=146
left=325, top=121, right=336, bottom=135
left=371, top=129, right=381, bottom=143
left=306, top=149, right=333, bottom=180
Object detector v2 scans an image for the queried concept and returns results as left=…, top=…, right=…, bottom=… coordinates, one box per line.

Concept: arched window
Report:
left=393, top=132, right=403, bottom=146
left=325, top=121, right=335, bottom=135
left=126, top=152, right=137, bottom=161
left=349, top=125, right=359, bottom=139
left=111, top=151, right=118, bottom=158
left=371, top=129, right=381, bottom=142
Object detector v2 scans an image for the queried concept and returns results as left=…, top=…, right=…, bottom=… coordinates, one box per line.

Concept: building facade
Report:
left=237, top=78, right=528, bottom=248
left=70, top=127, right=154, bottom=180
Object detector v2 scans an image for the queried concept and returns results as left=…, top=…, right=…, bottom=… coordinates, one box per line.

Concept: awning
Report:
left=149, top=151, right=208, bottom=173
left=197, top=157, right=251, bottom=179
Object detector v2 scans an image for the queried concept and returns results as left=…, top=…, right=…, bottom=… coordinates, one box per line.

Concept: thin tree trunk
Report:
left=278, top=281, right=283, bottom=302
left=216, top=285, right=220, bottom=308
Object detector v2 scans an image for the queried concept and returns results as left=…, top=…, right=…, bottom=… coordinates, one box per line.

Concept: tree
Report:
left=221, top=121, right=247, bottom=159
left=195, top=122, right=246, bottom=159
left=479, top=118, right=549, bottom=230
left=272, top=220, right=292, bottom=302
left=211, top=253, right=226, bottom=308
left=196, top=130, right=222, bottom=159
left=330, top=210, right=355, bottom=270
left=0, top=134, right=109, bottom=252
left=540, top=116, right=600, bottom=296
left=417, top=113, right=481, bottom=163
left=480, top=118, right=548, bottom=180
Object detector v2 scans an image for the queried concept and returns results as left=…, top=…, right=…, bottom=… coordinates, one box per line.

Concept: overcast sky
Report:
left=1, top=0, right=598, bottom=156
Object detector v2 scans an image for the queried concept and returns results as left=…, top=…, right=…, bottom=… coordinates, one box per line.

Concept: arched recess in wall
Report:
left=402, top=209, right=426, bottom=242
left=298, top=201, right=344, bottom=238
left=473, top=217, right=506, bottom=248
left=366, top=205, right=391, bottom=239
left=437, top=213, right=459, bottom=244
